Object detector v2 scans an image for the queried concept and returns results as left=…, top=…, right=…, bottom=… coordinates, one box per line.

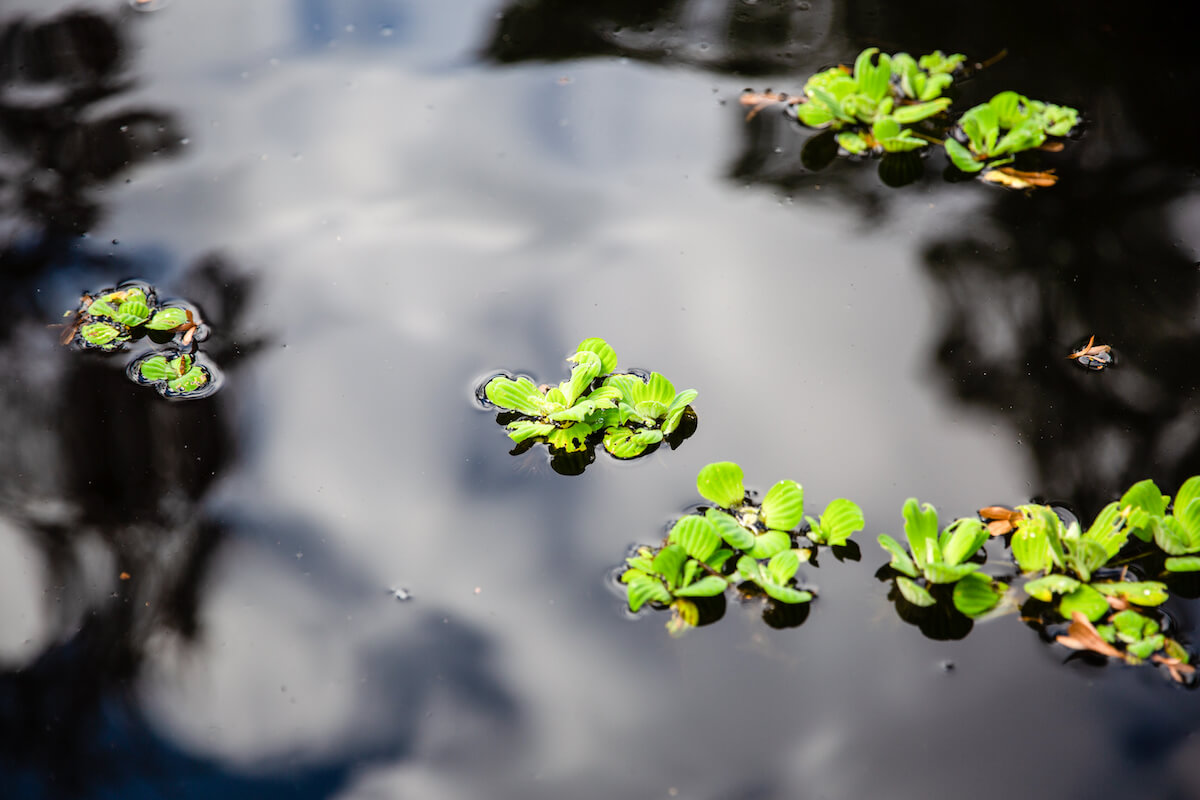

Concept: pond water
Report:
left=2, top=1, right=1200, bottom=798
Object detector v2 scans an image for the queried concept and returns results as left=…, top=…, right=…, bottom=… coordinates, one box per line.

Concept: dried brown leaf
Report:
left=1056, top=611, right=1124, bottom=659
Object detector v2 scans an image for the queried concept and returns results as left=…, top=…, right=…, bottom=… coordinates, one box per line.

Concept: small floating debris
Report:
left=1067, top=334, right=1114, bottom=370
left=389, top=586, right=412, bottom=602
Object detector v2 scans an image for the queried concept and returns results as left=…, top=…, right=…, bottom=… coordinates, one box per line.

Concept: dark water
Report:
left=2, top=1, right=1200, bottom=798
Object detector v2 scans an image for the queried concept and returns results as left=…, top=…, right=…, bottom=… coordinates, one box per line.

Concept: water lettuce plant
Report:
left=741, top=48, right=1081, bottom=189
left=878, top=499, right=1006, bottom=618
left=60, top=282, right=218, bottom=400
left=482, top=338, right=697, bottom=465
left=620, top=461, right=864, bottom=634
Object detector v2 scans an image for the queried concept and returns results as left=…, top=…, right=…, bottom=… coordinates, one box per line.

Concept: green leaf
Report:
left=144, top=307, right=190, bottom=330
left=748, top=530, right=791, bottom=560
left=992, top=119, right=1046, bottom=156
left=953, top=573, right=1003, bottom=618
left=896, top=576, right=935, bottom=607
left=485, top=376, right=549, bottom=417
left=80, top=322, right=123, bottom=347
left=1012, top=506, right=1061, bottom=574
left=668, top=516, right=721, bottom=563
left=661, top=390, right=697, bottom=436
left=1082, top=502, right=1127, bottom=559
left=1165, top=556, right=1200, bottom=572
left=575, top=338, right=618, bottom=375
left=761, top=480, right=804, bottom=531
left=167, top=366, right=209, bottom=394
left=560, top=350, right=603, bottom=407
left=854, top=48, right=891, bottom=101
left=1065, top=537, right=1111, bottom=582
left=1127, top=635, right=1165, bottom=661
left=891, top=97, right=950, bottom=124
left=918, top=51, right=966, bottom=74
left=1176, top=477, right=1200, bottom=519
left=922, top=561, right=979, bottom=584
left=628, top=577, right=672, bottom=612
left=1092, top=581, right=1169, bottom=607
left=761, top=583, right=812, bottom=605
left=767, top=550, right=802, bottom=585
left=651, top=544, right=687, bottom=585
left=1058, top=584, right=1109, bottom=622
left=1121, top=479, right=1168, bottom=541
left=115, top=298, right=151, bottom=327
left=987, top=91, right=1026, bottom=129
left=877, top=534, right=918, bottom=578
left=941, top=518, right=988, bottom=567
left=835, top=130, right=870, bottom=154
left=1154, top=516, right=1192, bottom=556
left=696, top=462, right=745, bottom=509
left=944, top=137, right=984, bottom=173
left=705, top=509, right=754, bottom=551
left=602, top=426, right=662, bottom=459
left=504, top=420, right=555, bottom=444
left=796, top=101, right=836, bottom=128
left=902, top=498, right=940, bottom=571
left=674, top=575, right=728, bottom=598
left=86, top=299, right=119, bottom=319
left=138, top=355, right=173, bottom=382
left=1111, top=609, right=1157, bottom=642
left=807, top=499, right=864, bottom=546
left=1023, top=574, right=1080, bottom=602
left=545, top=423, right=594, bottom=452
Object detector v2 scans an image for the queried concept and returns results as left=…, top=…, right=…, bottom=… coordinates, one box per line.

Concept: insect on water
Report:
left=1067, top=335, right=1114, bottom=371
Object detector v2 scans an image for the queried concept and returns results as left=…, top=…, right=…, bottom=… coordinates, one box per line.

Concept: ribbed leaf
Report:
left=1176, top=498, right=1200, bottom=549
left=627, top=577, right=671, bottom=612
left=485, top=376, right=549, bottom=416
left=891, top=97, right=950, bottom=124
left=1154, top=516, right=1191, bottom=556
left=696, top=462, right=745, bottom=509
left=748, top=530, right=791, bottom=560
left=545, top=423, right=594, bottom=452
left=602, top=426, right=662, bottom=459
left=877, top=534, right=918, bottom=578
left=138, top=355, right=173, bottom=382
left=1165, top=556, right=1200, bottom=572
left=922, top=561, right=979, bottom=584
left=1121, top=479, right=1168, bottom=542
left=761, top=582, right=812, bottom=605
left=661, top=390, right=698, bottom=435
left=668, top=516, right=721, bottom=563
left=706, top=509, right=755, bottom=550
left=902, top=498, right=940, bottom=570
left=643, top=373, right=676, bottom=407
left=896, top=576, right=935, bottom=607
left=1092, top=581, right=1169, bottom=607
left=952, top=573, right=1003, bottom=618
left=167, top=366, right=209, bottom=394
left=1012, top=505, right=1062, bottom=573
left=674, top=575, right=728, bottom=598
left=1064, top=538, right=1110, bottom=583
left=560, top=351, right=603, bottom=407
left=945, top=137, right=984, bottom=172
left=80, top=322, right=122, bottom=347
left=761, top=480, right=804, bottom=531
left=767, top=550, right=801, bottom=585
left=1058, top=584, right=1109, bottom=622
left=1173, top=477, right=1200, bottom=523
left=145, top=307, right=190, bottom=330
left=1083, top=502, right=1127, bottom=559
left=836, top=131, right=870, bottom=154
left=115, top=298, right=151, bottom=327
left=1023, top=574, right=1080, bottom=602
left=808, top=498, right=864, bottom=546
left=651, top=544, right=687, bottom=584
left=86, top=299, right=118, bottom=319
left=505, top=420, right=555, bottom=444
left=941, top=518, right=988, bottom=567
left=576, top=338, right=618, bottom=375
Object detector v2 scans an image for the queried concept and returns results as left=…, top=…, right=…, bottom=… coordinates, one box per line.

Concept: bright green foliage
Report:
left=621, top=543, right=731, bottom=634
left=483, top=339, right=697, bottom=461
left=1117, top=477, right=1200, bottom=569
left=952, top=573, right=1004, bottom=617
left=1091, top=608, right=1189, bottom=668
left=806, top=498, right=865, bottom=546
left=63, top=282, right=216, bottom=400
left=794, top=47, right=954, bottom=156
left=736, top=553, right=813, bottom=605
left=878, top=499, right=997, bottom=618
left=944, top=91, right=1079, bottom=174
left=696, top=462, right=745, bottom=509
left=761, top=480, right=805, bottom=531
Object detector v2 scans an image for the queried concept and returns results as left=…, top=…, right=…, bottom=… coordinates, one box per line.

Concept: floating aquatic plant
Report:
left=741, top=48, right=1081, bottom=189
left=59, top=281, right=217, bottom=400
left=620, top=461, right=863, bottom=634
left=481, top=338, right=697, bottom=467
left=877, top=498, right=1006, bottom=618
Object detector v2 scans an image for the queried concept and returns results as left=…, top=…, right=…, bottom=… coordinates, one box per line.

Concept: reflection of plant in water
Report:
left=60, top=281, right=219, bottom=399
left=482, top=338, right=697, bottom=467
left=620, top=461, right=864, bottom=634
left=742, top=48, right=1079, bottom=189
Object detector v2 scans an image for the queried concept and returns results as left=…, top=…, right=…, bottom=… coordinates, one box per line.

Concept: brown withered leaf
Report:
left=979, top=506, right=1021, bottom=536
left=119, top=572, right=131, bottom=580
left=1056, top=611, right=1124, bottom=660
left=1038, top=141, right=1065, bottom=152
left=1152, top=655, right=1195, bottom=684
left=981, top=167, right=1059, bottom=189
left=739, top=90, right=802, bottom=121
left=1068, top=335, right=1112, bottom=361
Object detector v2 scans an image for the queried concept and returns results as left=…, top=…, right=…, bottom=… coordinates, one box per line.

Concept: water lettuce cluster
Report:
left=482, top=338, right=697, bottom=464
left=617, top=464, right=1196, bottom=683
left=60, top=281, right=218, bottom=399
left=746, top=47, right=1080, bottom=189
left=621, top=462, right=864, bottom=635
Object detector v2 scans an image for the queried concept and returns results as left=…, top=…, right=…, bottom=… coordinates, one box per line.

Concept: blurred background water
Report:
left=1, top=1, right=1200, bottom=798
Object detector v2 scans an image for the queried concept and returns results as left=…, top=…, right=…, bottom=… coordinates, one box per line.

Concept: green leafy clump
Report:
left=878, top=498, right=1005, bottom=618
left=744, top=48, right=1081, bottom=189
left=943, top=91, right=1079, bottom=182
left=482, top=338, right=697, bottom=464
left=795, top=47, right=956, bottom=156
left=620, top=462, right=863, bottom=634
left=61, top=282, right=219, bottom=400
